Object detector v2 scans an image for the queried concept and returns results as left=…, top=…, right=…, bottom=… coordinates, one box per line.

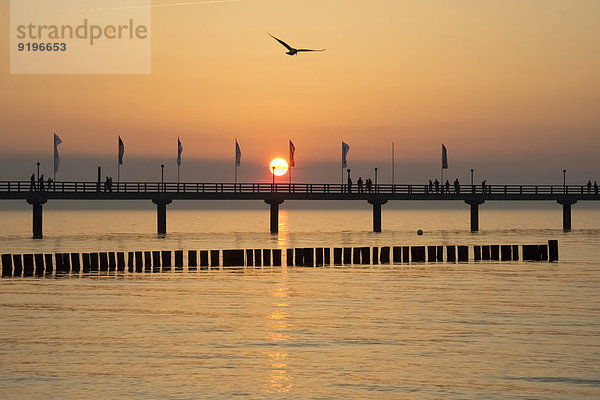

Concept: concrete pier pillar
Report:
left=265, top=199, right=284, bottom=234
left=558, top=200, right=576, bottom=231
left=465, top=200, right=485, bottom=232
left=368, top=200, right=387, bottom=233
left=27, top=199, right=47, bottom=239
left=152, top=199, right=172, bottom=235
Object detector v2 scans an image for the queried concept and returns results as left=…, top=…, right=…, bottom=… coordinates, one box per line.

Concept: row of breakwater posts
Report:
left=1, top=181, right=599, bottom=238
left=1, top=240, right=558, bottom=278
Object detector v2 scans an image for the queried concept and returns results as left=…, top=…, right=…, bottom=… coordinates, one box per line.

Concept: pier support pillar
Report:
left=27, top=198, right=47, bottom=239
left=368, top=200, right=387, bottom=233
left=557, top=200, right=576, bottom=231
left=152, top=199, right=172, bottom=235
left=265, top=199, right=284, bottom=234
left=465, top=200, right=485, bottom=232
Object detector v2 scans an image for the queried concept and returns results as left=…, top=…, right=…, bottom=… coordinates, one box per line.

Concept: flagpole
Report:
left=234, top=138, right=238, bottom=186
left=391, top=141, right=395, bottom=185
left=177, top=165, right=180, bottom=185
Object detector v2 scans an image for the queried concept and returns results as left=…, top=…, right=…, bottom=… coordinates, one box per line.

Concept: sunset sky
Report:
left=1, top=0, right=599, bottom=183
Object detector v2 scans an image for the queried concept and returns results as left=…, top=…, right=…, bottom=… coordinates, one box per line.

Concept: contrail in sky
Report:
left=55, top=0, right=244, bottom=12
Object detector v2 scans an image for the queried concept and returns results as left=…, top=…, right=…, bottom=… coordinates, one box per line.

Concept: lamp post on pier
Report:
left=563, top=169, right=566, bottom=194
left=161, top=164, right=165, bottom=192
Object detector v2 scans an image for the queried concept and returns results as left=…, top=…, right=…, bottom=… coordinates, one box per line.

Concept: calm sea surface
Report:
left=1, top=207, right=599, bottom=399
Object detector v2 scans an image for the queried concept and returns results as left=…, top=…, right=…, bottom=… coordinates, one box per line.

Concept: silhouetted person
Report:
left=47, top=177, right=53, bottom=191
left=366, top=178, right=372, bottom=193
left=587, top=180, right=592, bottom=194
left=481, top=180, right=487, bottom=194
left=108, top=177, right=113, bottom=192
left=357, top=177, right=364, bottom=193
left=347, top=176, right=352, bottom=194
left=428, top=180, right=433, bottom=194
left=454, top=178, right=460, bottom=194
left=104, top=176, right=109, bottom=192
left=434, top=179, right=439, bottom=193
left=445, top=180, right=450, bottom=194
left=595, top=181, right=598, bottom=195
left=38, top=175, right=44, bottom=191
left=30, top=174, right=36, bottom=191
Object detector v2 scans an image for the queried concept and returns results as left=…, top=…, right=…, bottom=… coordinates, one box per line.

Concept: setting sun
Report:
left=269, top=158, right=289, bottom=176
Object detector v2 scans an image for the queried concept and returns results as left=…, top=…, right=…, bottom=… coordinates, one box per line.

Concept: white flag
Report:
left=53, top=133, right=62, bottom=173
left=235, top=140, right=241, bottom=166
left=442, top=144, right=448, bottom=169
left=341, top=141, right=350, bottom=168
left=177, top=138, right=183, bottom=166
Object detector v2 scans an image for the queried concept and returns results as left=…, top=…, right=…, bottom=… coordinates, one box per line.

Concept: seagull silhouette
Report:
left=268, top=32, right=325, bottom=56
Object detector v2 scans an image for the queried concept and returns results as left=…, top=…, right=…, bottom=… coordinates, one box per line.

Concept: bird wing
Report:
left=296, top=48, right=326, bottom=52
left=267, top=32, right=293, bottom=51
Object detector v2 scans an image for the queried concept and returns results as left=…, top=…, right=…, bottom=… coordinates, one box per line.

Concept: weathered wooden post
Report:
left=380, top=246, right=390, bottom=264
left=457, top=246, right=469, bottom=262
left=411, top=246, right=426, bottom=263
left=315, top=248, right=324, bottom=267
left=500, top=245, right=512, bottom=261
left=13, top=255, right=23, bottom=277
left=352, top=248, right=361, bottom=264
left=210, top=250, right=219, bottom=267
left=2, top=254, right=13, bottom=277
left=427, top=246, right=437, bottom=263
left=273, top=249, right=282, bottom=267
left=548, top=240, right=559, bottom=262
left=392, top=247, right=401, bottom=263
left=287, top=249, right=294, bottom=266
left=188, top=250, right=197, bottom=269
left=372, top=247, right=379, bottom=265
left=263, top=249, right=271, bottom=266
left=446, top=246, right=456, bottom=263
left=324, top=248, right=331, bottom=265
left=333, top=248, right=342, bottom=265
left=246, top=249, right=254, bottom=266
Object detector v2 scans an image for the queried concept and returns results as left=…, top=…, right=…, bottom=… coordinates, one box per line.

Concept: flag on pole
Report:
left=442, top=144, right=448, bottom=169
left=53, top=133, right=62, bottom=173
left=289, top=140, right=295, bottom=167
left=118, top=136, right=124, bottom=165
left=177, top=138, right=183, bottom=166
left=235, top=140, right=241, bottom=166
left=342, top=141, right=350, bottom=168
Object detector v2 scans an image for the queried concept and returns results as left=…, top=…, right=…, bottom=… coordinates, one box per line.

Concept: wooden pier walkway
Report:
left=1, top=181, right=598, bottom=238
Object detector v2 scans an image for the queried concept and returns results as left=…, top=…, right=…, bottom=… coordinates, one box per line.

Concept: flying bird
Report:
left=268, top=32, right=325, bottom=56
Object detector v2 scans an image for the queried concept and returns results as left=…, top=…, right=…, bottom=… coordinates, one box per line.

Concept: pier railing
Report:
left=0, top=181, right=597, bottom=196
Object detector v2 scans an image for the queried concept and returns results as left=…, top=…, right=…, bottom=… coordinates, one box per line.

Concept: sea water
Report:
left=0, top=207, right=599, bottom=399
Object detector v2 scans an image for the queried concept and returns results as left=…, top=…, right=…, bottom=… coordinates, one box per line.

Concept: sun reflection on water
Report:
left=266, top=272, right=293, bottom=393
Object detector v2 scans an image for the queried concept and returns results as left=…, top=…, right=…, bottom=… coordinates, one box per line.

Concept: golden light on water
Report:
left=269, top=158, right=289, bottom=177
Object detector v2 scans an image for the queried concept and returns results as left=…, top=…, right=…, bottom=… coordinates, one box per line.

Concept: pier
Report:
left=1, top=181, right=598, bottom=237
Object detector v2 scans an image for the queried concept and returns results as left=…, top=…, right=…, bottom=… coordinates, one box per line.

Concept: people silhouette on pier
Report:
left=366, top=178, right=372, bottom=193
left=38, top=175, right=44, bottom=191
left=108, top=177, right=113, bottom=192
left=47, top=177, right=53, bottom=191
left=357, top=177, right=364, bottom=193
left=454, top=178, right=460, bottom=194
left=587, top=180, right=592, bottom=194
left=347, top=173, right=352, bottom=194
left=481, top=180, right=487, bottom=194
left=30, top=174, right=35, bottom=191
left=434, top=179, right=439, bottom=193
left=594, top=181, right=598, bottom=195
left=428, top=180, right=433, bottom=194
left=444, top=180, right=450, bottom=194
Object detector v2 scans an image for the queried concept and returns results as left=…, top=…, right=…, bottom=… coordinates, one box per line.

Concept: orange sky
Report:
left=0, top=0, right=599, bottom=182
